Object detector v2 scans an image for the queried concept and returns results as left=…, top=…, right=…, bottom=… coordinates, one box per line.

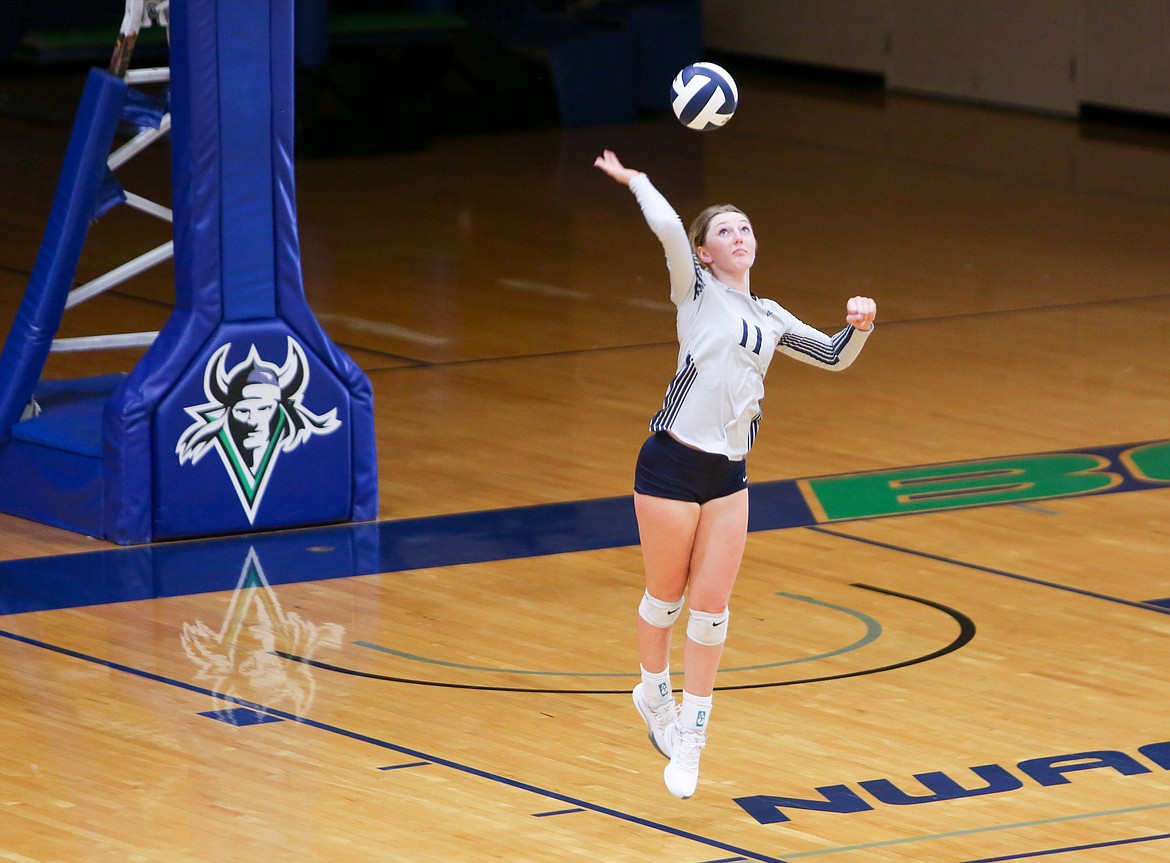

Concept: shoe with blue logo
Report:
left=632, top=683, right=678, bottom=759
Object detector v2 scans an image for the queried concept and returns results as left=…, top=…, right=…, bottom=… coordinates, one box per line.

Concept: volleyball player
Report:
left=593, top=150, right=877, bottom=798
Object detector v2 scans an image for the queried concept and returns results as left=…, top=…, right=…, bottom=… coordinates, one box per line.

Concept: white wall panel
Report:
left=702, top=0, right=1170, bottom=117
left=1081, top=0, right=1170, bottom=114
left=887, top=0, right=1078, bottom=114
left=703, top=0, right=888, bottom=73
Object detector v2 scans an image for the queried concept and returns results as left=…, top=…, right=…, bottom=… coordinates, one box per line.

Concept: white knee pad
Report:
left=687, top=607, right=729, bottom=646
left=638, top=591, right=684, bottom=629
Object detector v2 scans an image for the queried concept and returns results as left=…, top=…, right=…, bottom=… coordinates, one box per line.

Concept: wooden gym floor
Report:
left=2, top=60, right=1170, bottom=862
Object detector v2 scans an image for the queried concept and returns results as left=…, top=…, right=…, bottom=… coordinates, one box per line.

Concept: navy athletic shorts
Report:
left=634, top=431, right=747, bottom=504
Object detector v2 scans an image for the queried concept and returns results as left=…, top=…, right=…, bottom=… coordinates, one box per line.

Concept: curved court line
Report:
left=351, top=592, right=882, bottom=677
left=0, top=625, right=791, bottom=863
left=724, top=593, right=883, bottom=672
left=713, top=584, right=975, bottom=692
left=279, top=583, right=971, bottom=694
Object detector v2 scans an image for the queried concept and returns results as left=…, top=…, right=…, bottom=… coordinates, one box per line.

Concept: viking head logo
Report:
left=176, top=337, right=341, bottom=521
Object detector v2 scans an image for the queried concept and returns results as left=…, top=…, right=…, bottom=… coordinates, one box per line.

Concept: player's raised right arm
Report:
left=595, top=151, right=695, bottom=305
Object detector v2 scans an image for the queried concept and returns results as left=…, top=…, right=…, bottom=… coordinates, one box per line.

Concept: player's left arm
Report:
left=775, top=296, right=877, bottom=371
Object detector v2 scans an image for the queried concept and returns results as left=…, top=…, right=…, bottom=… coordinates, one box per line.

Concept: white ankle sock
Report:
left=640, top=664, right=673, bottom=709
left=679, top=691, right=713, bottom=732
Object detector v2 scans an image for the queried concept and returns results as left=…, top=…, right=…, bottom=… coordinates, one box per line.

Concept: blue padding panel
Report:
left=0, top=438, right=103, bottom=537
left=267, top=0, right=379, bottom=525
left=150, top=322, right=358, bottom=540
left=0, top=69, right=127, bottom=441
left=94, top=168, right=127, bottom=220
left=12, top=375, right=126, bottom=456
left=218, top=0, right=276, bottom=321
left=123, top=88, right=169, bottom=130
left=167, top=0, right=222, bottom=319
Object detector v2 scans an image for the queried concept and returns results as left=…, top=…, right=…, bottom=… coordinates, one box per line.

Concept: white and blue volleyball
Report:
left=670, top=62, right=738, bottom=131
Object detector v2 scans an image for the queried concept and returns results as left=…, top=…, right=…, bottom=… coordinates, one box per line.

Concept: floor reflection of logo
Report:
left=181, top=547, right=344, bottom=718
left=175, top=336, right=341, bottom=522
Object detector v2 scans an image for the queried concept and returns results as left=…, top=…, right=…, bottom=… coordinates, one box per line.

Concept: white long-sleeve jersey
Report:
left=629, top=173, right=871, bottom=459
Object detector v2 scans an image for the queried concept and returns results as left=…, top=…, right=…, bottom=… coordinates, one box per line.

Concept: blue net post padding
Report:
left=103, top=0, right=378, bottom=543
left=0, top=0, right=378, bottom=544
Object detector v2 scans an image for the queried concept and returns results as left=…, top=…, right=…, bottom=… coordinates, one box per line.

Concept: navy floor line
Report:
left=0, top=625, right=792, bottom=863
left=810, top=527, right=1170, bottom=617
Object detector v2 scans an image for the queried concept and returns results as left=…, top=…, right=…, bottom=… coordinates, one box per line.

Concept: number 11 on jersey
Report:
left=739, top=319, right=763, bottom=355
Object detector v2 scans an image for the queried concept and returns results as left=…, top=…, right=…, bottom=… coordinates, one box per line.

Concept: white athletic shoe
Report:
left=632, top=683, right=678, bottom=759
left=663, top=725, right=706, bottom=799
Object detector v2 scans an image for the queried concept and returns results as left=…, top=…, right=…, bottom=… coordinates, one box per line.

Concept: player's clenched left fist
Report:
left=846, top=296, right=877, bottom=331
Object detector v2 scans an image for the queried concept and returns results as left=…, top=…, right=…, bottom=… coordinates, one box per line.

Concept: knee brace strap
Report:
left=638, top=591, right=684, bottom=628
left=687, top=607, right=729, bottom=646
